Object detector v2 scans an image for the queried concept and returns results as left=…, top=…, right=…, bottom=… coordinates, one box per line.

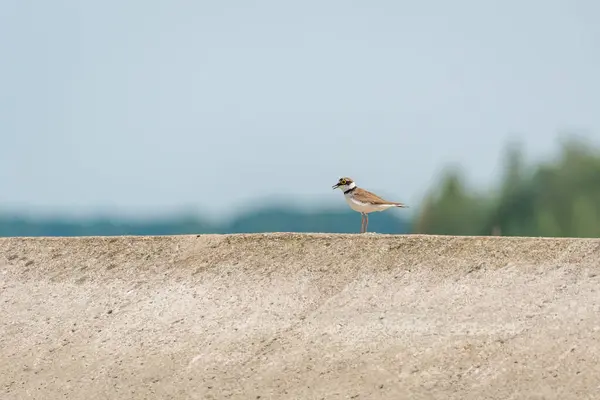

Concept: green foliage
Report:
left=414, top=167, right=491, bottom=235
left=417, top=136, right=600, bottom=238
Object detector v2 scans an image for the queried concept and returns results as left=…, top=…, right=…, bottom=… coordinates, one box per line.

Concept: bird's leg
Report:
left=365, top=213, right=369, bottom=233
left=360, top=213, right=363, bottom=233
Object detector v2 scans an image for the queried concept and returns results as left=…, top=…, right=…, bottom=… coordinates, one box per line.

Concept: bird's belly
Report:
left=345, top=196, right=379, bottom=213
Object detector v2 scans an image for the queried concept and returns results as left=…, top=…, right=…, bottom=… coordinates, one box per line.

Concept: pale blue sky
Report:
left=2, top=0, right=599, bottom=219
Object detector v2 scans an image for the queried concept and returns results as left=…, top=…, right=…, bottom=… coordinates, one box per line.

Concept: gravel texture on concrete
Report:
left=1, top=233, right=600, bottom=399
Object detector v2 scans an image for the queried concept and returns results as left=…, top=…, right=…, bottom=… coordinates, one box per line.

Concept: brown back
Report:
left=352, top=187, right=406, bottom=206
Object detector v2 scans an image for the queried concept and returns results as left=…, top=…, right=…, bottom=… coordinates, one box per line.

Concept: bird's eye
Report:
left=340, top=179, right=347, bottom=185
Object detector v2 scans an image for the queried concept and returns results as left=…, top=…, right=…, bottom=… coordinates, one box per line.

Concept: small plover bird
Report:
left=332, top=177, right=408, bottom=233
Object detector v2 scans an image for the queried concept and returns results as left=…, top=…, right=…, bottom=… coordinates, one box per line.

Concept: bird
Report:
left=332, top=176, right=408, bottom=233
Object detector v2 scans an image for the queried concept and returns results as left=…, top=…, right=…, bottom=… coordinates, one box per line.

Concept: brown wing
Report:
left=353, top=188, right=407, bottom=206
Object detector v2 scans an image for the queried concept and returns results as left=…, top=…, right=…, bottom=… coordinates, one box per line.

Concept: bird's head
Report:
left=332, top=177, right=356, bottom=191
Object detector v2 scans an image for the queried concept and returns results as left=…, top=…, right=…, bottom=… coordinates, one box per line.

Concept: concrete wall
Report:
left=1, top=233, right=600, bottom=399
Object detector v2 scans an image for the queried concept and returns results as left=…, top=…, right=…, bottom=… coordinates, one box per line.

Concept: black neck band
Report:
left=343, top=187, right=356, bottom=195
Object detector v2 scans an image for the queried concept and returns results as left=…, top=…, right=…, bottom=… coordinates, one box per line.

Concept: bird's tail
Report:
left=392, top=202, right=408, bottom=208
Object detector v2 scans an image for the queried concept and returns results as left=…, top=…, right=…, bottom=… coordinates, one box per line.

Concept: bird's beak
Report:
left=332, top=183, right=340, bottom=190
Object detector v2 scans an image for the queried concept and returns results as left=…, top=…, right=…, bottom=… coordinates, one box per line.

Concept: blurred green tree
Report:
left=414, top=167, right=490, bottom=235
left=417, top=135, right=600, bottom=238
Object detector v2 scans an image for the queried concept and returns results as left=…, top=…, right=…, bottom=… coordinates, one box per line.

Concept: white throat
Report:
left=341, top=181, right=357, bottom=194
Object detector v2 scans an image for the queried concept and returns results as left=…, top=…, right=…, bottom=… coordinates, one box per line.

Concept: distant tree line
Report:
left=2, top=136, right=600, bottom=238
left=415, top=136, right=600, bottom=237
left=0, top=208, right=411, bottom=237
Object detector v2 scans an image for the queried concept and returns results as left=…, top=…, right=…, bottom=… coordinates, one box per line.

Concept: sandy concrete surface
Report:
left=1, top=233, right=600, bottom=399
